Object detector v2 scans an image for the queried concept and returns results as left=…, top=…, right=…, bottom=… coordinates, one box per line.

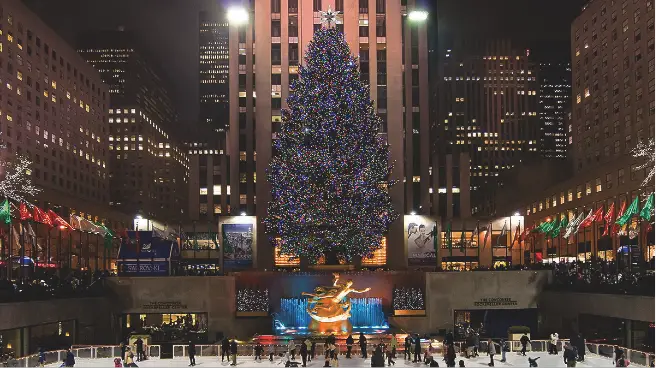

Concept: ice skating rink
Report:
left=45, top=352, right=621, bottom=367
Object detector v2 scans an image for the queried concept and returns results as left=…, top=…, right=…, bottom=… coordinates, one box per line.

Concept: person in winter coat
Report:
left=445, top=331, right=454, bottom=347
left=575, top=334, right=585, bottom=361
left=359, top=332, right=368, bottom=358
left=486, top=339, right=496, bottom=367
left=370, top=346, right=385, bottom=367
left=520, top=334, right=530, bottom=356
left=304, top=338, right=312, bottom=362
left=38, top=347, right=46, bottom=367
left=390, top=333, right=397, bottom=358
left=268, top=344, right=276, bottom=362
left=404, top=336, right=412, bottom=360
left=458, top=360, right=466, bottom=367
left=188, top=340, right=196, bottom=367
left=563, top=344, right=578, bottom=367
left=230, top=338, right=238, bottom=366
left=412, top=334, right=422, bottom=363
left=346, top=334, right=354, bottom=358
left=549, top=333, right=559, bottom=355
left=254, top=343, right=264, bottom=361
left=288, top=339, right=297, bottom=360
left=445, top=344, right=456, bottom=367
left=614, top=346, right=625, bottom=366
left=499, top=339, right=508, bottom=363
left=119, top=342, right=126, bottom=365
left=135, top=338, right=144, bottom=362
left=300, top=340, right=308, bottom=367
left=221, top=337, right=231, bottom=362
left=426, top=356, right=439, bottom=367
left=311, top=341, right=317, bottom=360
left=64, top=348, right=75, bottom=367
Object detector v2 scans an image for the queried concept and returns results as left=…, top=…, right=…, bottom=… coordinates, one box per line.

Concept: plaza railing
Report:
left=8, top=345, right=161, bottom=367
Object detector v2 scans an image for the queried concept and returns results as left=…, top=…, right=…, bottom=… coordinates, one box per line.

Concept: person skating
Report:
left=370, top=346, right=385, bottom=367
left=499, top=339, right=508, bottom=363
left=575, top=333, right=585, bottom=361
left=520, top=333, right=530, bottom=356
left=288, top=339, right=297, bottom=360
left=300, top=339, right=308, bottom=367
left=385, top=346, right=395, bottom=366
left=119, top=342, right=126, bottom=365
left=221, top=337, right=231, bottom=362
left=563, top=343, right=578, bottom=367
left=311, top=341, right=317, bottom=361
left=64, top=348, right=75, bottom=367
left=230, top=338, right=238, bottom=366
left=486, top=339, right=497, bottom=367
left=445, top=330, right=454, bottom=347
left=426, top=356, right=439, bottom=367
left=445, top=343, right=456, bottom=367
left=38, top=347, right=46, bottom=367
left=390, top=333, right=397, bottom=359
left=458, top=360, right=465, bottom=367
left=614, top=346, right=625, bottom=366
left=304, top=338, right=312, bottom=362
left=404, top=336, right=411, bottom=360
left=254, top=343, right=264, bottom=361
left=549, top=333, right=559, bottom=355
left=135, top=337, right=144, bottom=362
left=346, top=334, right=354, bottom=358
left=188, top=340, right=196, bottom=367
left=359, top=332, right=368, bottom=358
left=124, top=347, right=137, bottom=367
left=268, top=344, right=275, bottom=362
left=413, top=334, right=421, bottom=363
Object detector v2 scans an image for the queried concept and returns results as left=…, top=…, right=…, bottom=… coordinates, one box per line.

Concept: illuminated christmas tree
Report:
left=265, top=27, right=397, bottom=264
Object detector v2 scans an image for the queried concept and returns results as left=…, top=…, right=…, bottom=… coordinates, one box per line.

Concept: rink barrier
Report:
left=8, top=340, right=654, bottom=366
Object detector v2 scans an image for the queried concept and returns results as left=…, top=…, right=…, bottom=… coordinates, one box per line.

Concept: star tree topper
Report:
left=320, top=6, right=340, bottom=28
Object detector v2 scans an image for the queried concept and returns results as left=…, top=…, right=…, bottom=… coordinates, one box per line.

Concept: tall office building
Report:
left=78, top=30, right=189, bottom=224
left=199, top=9, right=230, bottom=133
left=226, top=0, right=430, bottom=269
left=538, top=62, right=571, bottom=159
left=571, top=0, right=654, bottom=173
left=436, top=39, right=540, bottom=216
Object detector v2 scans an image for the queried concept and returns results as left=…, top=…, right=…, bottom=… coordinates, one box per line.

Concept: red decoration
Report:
left=19, top=202, right=32, bottom=221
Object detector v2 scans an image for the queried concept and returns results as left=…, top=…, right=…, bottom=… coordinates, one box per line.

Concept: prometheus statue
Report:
left=302, top=273, right=371, bottom=333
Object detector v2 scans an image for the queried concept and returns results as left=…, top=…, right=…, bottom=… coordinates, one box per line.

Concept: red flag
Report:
left=47, top=210, right=73, bottom=230
left=612, top=201, right=627, bottom=236
left=581, top=207, right=604, bottom=228
left=19, top=203, right=32, bottom=221
left=521, top=224, right=535, bottom=241
left=602, top=203, right=615, bottom=236
left=511, top=224, right=521, bottom=248
left=33, top=206, right=53, bottom=227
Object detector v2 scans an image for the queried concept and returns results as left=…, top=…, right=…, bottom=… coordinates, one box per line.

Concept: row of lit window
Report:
left=200, top=185, right=231, bottom=196
left=483, top=56, right=522, bottom=61
left=189, top=150, right=223, bottom=155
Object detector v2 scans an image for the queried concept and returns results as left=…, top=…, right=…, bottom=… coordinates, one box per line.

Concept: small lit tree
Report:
left=631, top=138, right=655, bottom=189
left=0, top=155, right=41, bottom=203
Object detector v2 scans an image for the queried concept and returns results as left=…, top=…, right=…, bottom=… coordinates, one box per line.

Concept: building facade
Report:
left=78, top=30, right=189, bottom=225
left=538, top=62, right=571, bottom=159
left=436, top=39, right=541, bottom=217
left=225, top=0, right=429, bottom=269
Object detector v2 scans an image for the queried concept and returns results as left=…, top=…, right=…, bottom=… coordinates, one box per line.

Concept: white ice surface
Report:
left=46, top=352, right=619, bottom=367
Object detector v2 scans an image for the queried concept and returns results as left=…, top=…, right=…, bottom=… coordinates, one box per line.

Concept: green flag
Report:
left=639, top=193, right=654, bottom=221
left=616, top=196, right=640, bottom=226
left=550, top=216, right=567, bottom=238
left=445, top=222, right=452, bottom=254
left=0, top=199, right=11, bottom=224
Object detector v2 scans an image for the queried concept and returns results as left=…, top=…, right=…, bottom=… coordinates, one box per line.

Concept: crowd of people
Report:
left=549, top=258, right=655, bottom=295
left=0, top=268, right=109, bottom=302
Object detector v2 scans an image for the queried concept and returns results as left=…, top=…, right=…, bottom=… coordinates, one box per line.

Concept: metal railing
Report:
left=6, top=341, right=654, bottom=367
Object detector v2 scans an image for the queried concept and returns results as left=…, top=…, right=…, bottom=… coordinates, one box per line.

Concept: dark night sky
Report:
left=23, top=0, right=584, bottom=124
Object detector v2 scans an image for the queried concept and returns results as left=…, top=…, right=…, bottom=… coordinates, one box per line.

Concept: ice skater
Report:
left=346, top=334, right=354, bottom=358
left=222, top=337, right=231, bottom=362
left=486, top=339, right=497, bottom=367
left=188, top=340, right=196, bottom=366
left=359, top=332, right=368, bottom=358
left=520, top=333, right=530, bottom=356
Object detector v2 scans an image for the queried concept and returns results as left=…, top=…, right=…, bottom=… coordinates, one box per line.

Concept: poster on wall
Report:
left=223, top=223, right=253, bottom=268
left=405, top=215, right=437, bottom=266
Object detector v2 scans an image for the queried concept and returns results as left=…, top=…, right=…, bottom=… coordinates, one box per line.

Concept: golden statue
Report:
left=302, top=273, right=371, bottom=333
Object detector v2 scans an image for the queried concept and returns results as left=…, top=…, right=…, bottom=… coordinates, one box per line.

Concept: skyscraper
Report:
left=436, top=39, right=540, bottom=216
left=226, top=0, right=430, bottom=269
left=538, top=62, right=571, bottom=159
left=79, top=30, right=189, bottom=224
left=199, top=9, right=230, bottom=133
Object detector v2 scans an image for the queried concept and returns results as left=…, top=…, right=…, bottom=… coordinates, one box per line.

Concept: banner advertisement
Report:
left=223, top=223, right=254, bottom=269
left=405, top=215, right=437, bottom=266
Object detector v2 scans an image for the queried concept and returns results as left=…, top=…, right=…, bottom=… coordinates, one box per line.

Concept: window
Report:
left=595, top=178, right=602, bottom=192
left=199, top=187, right=208, bottom=195
left=635, top=47, right=642, bottom=62
left=618, top=169, right=625, bottom=185
left=560, top=192, right=565, bottom=205
left=313, top=0, right=321, bottom=11
left=585, top=182, right=592, bottom=195
left=576, top=185, right=582, bottom=199
left=622, top=19, right=629, bottom=33
left=606, top=173, right=613, bottom=189
left=630, top=164, right=639, bottom=181
left=614, top=140, right=621, bottom=153
left=634, top=9, right=641, bottom=24
left=567, top=190, right=573, bottom=202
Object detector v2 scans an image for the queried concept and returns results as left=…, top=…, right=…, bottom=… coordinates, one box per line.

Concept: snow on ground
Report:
left=46, top=352, right=618, bottom=367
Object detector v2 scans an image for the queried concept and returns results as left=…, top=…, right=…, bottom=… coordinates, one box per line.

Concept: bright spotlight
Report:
left=408, top=10, right=428, bottom=22
left=227, top=6, right=249, bottom=25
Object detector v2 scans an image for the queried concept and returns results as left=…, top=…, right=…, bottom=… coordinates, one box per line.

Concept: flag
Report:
left=511, top=224, right=521, bottom=248
left=602, top=203, right=615, bottom=236
left=520, top=224, right=534, bottom=242
left=445, top=222, right=452, bottom=252
left=459, top=224, right=466, bottom=252
left=612, top=201, right=627, bottom=236
left=482, top=222, right=491, bottom=249
left=535, top=221, right=553, bottom=233
left=616, top=196, right=640, bottom=226
left=564, top=212, right=585, bottom=238
left=496, top=221, right=508, bottom=247
left=33, top=206, right=53, bottom=227
left=48, top=210, right=73, bottom=230
left=19, top=203, right=32, bottom=221
left=470, top=222, right=480, bottom=244
left=0, top=199, right=11, bottom=224
left=551, top=216, right=567, bottom=239
left=578, top=209, right=595, bottom=228
left=639, top=192, right=654, bottom=221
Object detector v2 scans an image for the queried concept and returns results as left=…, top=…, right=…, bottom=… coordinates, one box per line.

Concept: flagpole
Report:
left=68, top=230, right=73, bottom=270
left=58, top=227, right=62, bottom=275
left=19, top=222, right=25, bottom=284
left=508, top=216, right=511, bottom=265
left=95, top=234, right=100, bottom=272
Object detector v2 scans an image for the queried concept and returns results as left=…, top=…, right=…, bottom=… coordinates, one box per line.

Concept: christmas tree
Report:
left=265, top=27, right=397, bottom=263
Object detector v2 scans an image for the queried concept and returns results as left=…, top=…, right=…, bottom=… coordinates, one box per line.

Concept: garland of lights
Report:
left=265, top=27, right=398, bottom=263
left=236, top=288, right=270, bottom=312
left=631, top=138, right=655, bottom=189
left=392, top=287, right=425, bottom=310
left=0, top=155, right=41, bottom=203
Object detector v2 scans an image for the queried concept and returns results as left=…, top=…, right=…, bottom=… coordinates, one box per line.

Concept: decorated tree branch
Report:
left=0, top=155, right=41, bottom=204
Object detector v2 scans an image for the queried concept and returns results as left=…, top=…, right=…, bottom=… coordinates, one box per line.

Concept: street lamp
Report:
left=227, top=6, right=249, bottom=25
left=513, top=212, right=521, bottom=217
left=408, top=10, right=429, bottom=22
